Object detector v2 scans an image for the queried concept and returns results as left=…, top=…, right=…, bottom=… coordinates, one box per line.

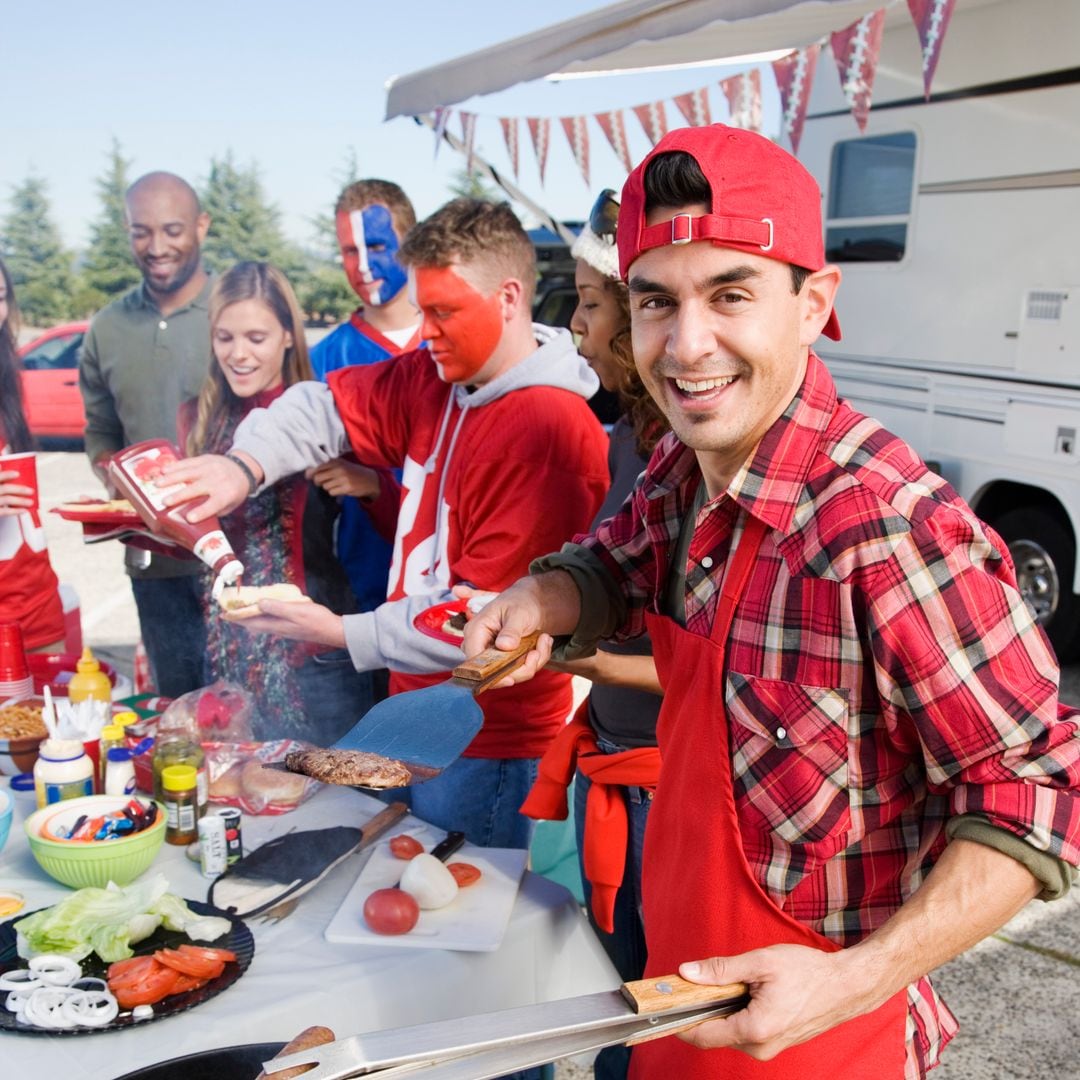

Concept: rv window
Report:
left=825, top=133, right=916, bottom=262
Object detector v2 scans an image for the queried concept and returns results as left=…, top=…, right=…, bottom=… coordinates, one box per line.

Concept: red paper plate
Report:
left=413, top=600, right=470, bottom=645
left=54, top=500, right=142, bottom=526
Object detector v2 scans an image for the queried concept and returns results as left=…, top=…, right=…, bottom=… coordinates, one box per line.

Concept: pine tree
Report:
left=448, top=165, right=500, bottom=202
left=200, top=152, right=303, bottom=278
left=0, top=175, right=75, bottom=326
left=76, top=139, right=141, bottom=313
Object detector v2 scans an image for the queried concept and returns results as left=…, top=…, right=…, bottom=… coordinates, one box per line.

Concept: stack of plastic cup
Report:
left=0, top=622, right=34, bottom=701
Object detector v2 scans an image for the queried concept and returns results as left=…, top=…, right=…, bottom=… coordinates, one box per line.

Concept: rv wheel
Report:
left=992, top=508, right=1080, bottom=664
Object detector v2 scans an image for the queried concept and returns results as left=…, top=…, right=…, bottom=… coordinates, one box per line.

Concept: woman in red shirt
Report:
left=0, top=258, right=64, bottom=651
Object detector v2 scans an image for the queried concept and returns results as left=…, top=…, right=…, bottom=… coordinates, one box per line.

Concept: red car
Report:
left=18, top=322, right=89, bottom=442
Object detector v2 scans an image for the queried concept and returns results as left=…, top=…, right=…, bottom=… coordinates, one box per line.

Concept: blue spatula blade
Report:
left=331, top=681, right=484, bottom=771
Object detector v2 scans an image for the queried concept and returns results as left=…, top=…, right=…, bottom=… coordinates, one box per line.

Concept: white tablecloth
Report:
left=0, top=780, right=619, bottom=1077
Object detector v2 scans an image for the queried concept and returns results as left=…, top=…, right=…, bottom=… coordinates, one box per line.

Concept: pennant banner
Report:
left=673, top=86, right=711, bottom=127
left=907, top=0, right=957, bottom=99
left=561, top=116, right=591, bottom=187
left=831, top=10, right=886, bottom=132
left=720, top=69, right=762, bottom=132
left=499, top=116, right=520, bottom=179
left=633, top=101, right=668, bottom=146
left=595, top=109, right=633, bottom=173
left=527, top=116, right=551, bottom=185
left=432, top=107, right=449, bottom=159
left=459, top=111, right=478, bottom=175
left=773, top=45, right=820, bottom=155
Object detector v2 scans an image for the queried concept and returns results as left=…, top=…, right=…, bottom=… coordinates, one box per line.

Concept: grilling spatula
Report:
left=267, top=632, right=539, bottom=789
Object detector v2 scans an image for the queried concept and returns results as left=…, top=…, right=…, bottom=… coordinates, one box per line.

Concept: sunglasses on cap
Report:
left=588, top=189, right=619, bottom=241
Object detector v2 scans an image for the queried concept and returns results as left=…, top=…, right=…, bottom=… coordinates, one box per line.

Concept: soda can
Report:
left=216, top=806, right=243, bottom=864
left=197, top=814, right=228, bottom=879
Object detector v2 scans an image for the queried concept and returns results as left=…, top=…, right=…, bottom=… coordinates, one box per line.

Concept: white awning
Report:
left=384, top=0, right=894, bottom=120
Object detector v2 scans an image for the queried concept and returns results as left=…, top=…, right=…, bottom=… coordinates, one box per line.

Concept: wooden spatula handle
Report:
left=621, top=974, right=748, bottom=1014
left=621, top=974, right=750, bottom=1045
left=453, top=631, right=541, bottom=691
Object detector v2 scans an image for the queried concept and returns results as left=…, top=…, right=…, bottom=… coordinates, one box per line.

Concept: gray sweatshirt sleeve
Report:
left=343, top=594, right=471, bottom=674
left=231, top=381, right=351, bottom=488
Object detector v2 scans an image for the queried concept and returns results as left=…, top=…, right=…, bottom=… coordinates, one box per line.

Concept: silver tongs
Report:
left=260, top=974, right=749, bottom=1079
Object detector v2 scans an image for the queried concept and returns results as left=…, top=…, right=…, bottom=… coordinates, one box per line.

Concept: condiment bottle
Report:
left=152, top=733, right=208, bottom=815
left=97, top=723, right=126, bottom=791
left=104, top=747, right=137, bottom=796
left=34, top=739, right=94, bottom=808
left=107, top=439, right=244, bottom=591
left=161, top=764, right=199, bottom=844
left=67, top=647, right=112, bottom=704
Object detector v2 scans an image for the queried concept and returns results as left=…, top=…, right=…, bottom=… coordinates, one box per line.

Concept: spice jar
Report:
left=34, top=739, right=95, bottom=809
left=161, top=764, right=199, bottom=845
left=152, top=733, right=208, bottom=815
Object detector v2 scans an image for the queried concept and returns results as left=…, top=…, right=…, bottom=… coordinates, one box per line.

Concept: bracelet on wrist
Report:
left=226, top=453, right=259, bottom=497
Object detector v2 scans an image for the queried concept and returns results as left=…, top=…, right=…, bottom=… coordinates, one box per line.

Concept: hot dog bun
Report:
left=219, top=583, right=311, bottom=618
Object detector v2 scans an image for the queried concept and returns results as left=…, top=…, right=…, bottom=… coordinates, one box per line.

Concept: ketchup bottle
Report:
left=107, top=439, right=244, bottom=591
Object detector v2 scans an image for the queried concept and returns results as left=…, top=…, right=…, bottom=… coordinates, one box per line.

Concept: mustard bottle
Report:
left=67, top=647, right=112, bottom=704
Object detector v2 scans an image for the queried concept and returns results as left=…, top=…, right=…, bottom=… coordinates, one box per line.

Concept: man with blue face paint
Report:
left=308, top=180, right=422, bottom=711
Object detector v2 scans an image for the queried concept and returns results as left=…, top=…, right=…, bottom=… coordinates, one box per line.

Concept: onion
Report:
left=399, top=853, right=459, bottom=910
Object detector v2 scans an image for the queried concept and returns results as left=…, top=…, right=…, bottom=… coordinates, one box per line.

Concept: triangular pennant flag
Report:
left=673, top=87, right=711, bottom=128
left=459, top=111, right=477, bottom=176
left=499, top=117, right=520, bottom=179
left=432, top=108, right=450, bottom=160
left=907, top=0, right=957, bottom=99
left=595, top=110, right=633, bottom=173
left=772, top=45, right=821, bottom=155
left=633, top=101, right=668, bottom=145
left=831, top=10, right=886, bottom=132
left=527, top=117, right=551, bottom=185
left=720, top=69, right=762, bottom=132
left=561, top=116, right=591, bottom=188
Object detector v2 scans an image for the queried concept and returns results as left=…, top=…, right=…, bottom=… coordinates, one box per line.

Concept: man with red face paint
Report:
left=306, top=181, right=422, bottom=718
left=161, top=198, right=610, bottom=851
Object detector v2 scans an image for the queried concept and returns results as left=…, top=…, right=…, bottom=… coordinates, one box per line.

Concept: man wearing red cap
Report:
left=464, top=125, right=1080, bottom=1078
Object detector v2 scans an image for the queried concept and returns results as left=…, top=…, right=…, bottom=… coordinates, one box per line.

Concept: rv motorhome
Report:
left=797, top=0, right=1080, bottom=659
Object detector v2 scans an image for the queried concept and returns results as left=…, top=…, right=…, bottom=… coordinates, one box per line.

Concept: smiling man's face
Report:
left=628, top=205, right=821, bottom=494
left=126, top=180, right=208, bottom=299
left=335, top=204, right=408, bottom=307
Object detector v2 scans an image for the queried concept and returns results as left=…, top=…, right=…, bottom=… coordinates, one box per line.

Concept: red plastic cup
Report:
left=0, top=621, right=30, bottom=683
left=0, top=452, right=38, bottom=512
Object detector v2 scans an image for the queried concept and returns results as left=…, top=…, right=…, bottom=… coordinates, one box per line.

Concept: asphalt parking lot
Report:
left=36, top=450, right=1080, bottom=1078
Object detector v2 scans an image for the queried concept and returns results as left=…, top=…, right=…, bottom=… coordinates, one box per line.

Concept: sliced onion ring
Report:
left=0, top=969, right=42, bottom=993
left=29, top=955, right=81, bottom=986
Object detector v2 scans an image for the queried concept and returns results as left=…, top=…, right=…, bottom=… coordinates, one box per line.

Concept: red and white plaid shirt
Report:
left=576, top=353, right=1080, bottom=1073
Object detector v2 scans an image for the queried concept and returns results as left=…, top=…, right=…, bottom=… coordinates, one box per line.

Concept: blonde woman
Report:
left=179, top=262, right=377, bottom=743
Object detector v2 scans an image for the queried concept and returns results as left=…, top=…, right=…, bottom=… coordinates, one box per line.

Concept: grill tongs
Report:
left=260, top=974, right=750, bottom=1079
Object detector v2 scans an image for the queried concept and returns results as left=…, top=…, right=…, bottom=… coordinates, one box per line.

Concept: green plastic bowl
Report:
left=24, top=795, right=166, bottom=889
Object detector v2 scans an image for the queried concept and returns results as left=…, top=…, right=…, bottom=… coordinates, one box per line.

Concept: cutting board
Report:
left=325, top=830, right=528, bottom=953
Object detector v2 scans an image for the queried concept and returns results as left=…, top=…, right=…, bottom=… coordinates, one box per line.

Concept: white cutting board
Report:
left=325, top=830, right=528, bottom=952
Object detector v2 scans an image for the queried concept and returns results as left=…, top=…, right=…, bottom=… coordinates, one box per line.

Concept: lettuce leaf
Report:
left=12, top=875, right=222, bottom=963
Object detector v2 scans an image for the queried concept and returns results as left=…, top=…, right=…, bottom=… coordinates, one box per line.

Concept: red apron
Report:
left=630, top=514, right=908, bottom=1079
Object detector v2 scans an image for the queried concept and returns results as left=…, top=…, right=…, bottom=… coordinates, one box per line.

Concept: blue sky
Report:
left=3, top=0, right=778, bottom=251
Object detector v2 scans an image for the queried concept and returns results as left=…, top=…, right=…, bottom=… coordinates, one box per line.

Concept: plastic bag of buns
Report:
left=204, top=738, right=319, bottom=814
left=158, top=681, right=255, bottom=743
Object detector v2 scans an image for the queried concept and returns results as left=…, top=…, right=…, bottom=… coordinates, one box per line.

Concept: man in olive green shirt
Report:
left=79, top=172, right=212, bottom=697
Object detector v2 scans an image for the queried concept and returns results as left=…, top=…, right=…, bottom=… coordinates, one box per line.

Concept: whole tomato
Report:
left=363, top=888, right=420, bottom=935
left=389, top=834, right=424, bottom=860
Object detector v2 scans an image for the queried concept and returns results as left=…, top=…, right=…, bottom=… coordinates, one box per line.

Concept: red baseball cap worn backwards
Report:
left=618, top=124, right=841, bottom=340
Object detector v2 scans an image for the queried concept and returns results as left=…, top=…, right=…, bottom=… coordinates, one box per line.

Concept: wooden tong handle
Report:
left=452, top=631, right=541, bottom=693
left=621, top=974, right=749, bottom=1044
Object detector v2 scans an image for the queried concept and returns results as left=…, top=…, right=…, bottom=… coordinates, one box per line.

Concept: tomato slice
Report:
left=169, top=971, right=210, bottom=994
left=108, top=959, right=180, bottom=1008
left=154, top=948, right=224, bottom=980
left=389, top=834, right=424, bottom=860
left=174, top=944, right=237, bottom=963
left=107, top=956, right=154, bottom=982
left=447, top=862, right=482, bottom=887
